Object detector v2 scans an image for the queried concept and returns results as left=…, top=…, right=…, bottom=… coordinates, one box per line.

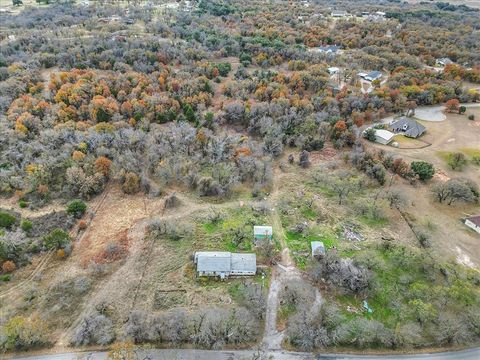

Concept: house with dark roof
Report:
left=194, top=251, right=256, bottom=279
left=465, top=215, right=480, bottom=234
left=390, top=117, right=426, bottom=138
left=436, top=58, right=453, bottom=67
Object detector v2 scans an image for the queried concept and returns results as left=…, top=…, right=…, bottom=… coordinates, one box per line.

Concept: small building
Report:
left=254, top=226, right=273, bottom=241
left=331, top=10, right=348, bottom=17
left=465, top=215, right=480, bottom=234
left=373, top=129, right=396, bottom=145
left=390, top=117, right=426, bottom=138
left=194, top=252, right=256, bottom=279
left=317, top=45, right=342, bottom=54
left=436, top=58, right=453, bottom=67
left=328, top=67, right=340, bottom=75
left=311, top=241, right=325, bottom=258
left=362, top=71, right=383, bottom=82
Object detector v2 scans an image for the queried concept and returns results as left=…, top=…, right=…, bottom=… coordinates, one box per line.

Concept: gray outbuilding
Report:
left=194, top=251, right=256, bottom=279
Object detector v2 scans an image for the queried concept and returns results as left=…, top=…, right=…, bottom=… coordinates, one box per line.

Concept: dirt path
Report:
left=262, top=166, right=323, bottom=350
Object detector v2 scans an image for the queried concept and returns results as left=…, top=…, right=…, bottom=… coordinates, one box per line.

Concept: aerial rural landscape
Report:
left=0, top=0, right=479, bottom=359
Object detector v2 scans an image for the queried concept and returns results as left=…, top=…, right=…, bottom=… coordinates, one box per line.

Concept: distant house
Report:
left=328, top=67, right=340, bottom=75
left=317, top=45, right=341, bottom=54
left=359, top=71, right=383, bottom=82
left=331, top=10, right=348, bottom=17
left=390, top=117, right=426, bottom=138
left=465, top=215, right=480, bottom=234
left=309, top=45, right=342, bottom=55
left=311, top=241, right=326, bottom=257
left=254, top=226, right=273, bottom=241
left=436, top=58, right=453, bottom=67
left=194, top=252, right=256, bottom=279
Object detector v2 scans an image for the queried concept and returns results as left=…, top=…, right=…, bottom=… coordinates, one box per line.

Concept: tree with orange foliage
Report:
left=95, top=156, right=112, bottom=177
left=445, top=98, right=460, bottom=113
left=2, top=261, right=16, bottom=273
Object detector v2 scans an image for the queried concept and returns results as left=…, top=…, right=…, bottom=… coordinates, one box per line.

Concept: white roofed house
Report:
left=331, top=10, right=348, bottom=18
left=194, top=252, right=256, bottom=279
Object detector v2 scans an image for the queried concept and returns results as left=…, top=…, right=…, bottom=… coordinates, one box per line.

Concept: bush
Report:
left=70, top=312, right=114, bottom=346
left=2, top=260, right=16, bottom=273
left=447, top=152, right=467, bottom=171
left=411, top=161, right=435, bottom=181
left=472, top=155, right=480, bottom=166
left=122, top=172, right=140, bottom=194
left=363, top=128, right=377, bottom=142
left=1, top=315, right=50, bottom=351
left=19, top=200, right=28, bottom=208
left=468, top=114, right=475, bottom=121
left=20, top=220, right=32, bottom=232
left=67, top=200, right=87, bottom=219
left=43, top=228, right=70, bottom=250
left=0, top=212, right=16, bottom=229
left=94, top=156, right=112, bottom=177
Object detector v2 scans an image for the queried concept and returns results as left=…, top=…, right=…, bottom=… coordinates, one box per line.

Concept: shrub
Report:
left=363, top=128, right=377, bottom=142
left=1, top=315, right=50, bottom=351
left=447, top=152, right=467, bottom=171
left=2, top=260, right=16, bottom=273
left=67, top=200, right=87, bottom=219
left=0, top=274, right=11, bottom=281
left=411, top=161, right=435, bottom=181
left=56, top=248, right=66, bottom=259
left=78, top=220, right=87, bottom=230
left=0, top=212, right=16, bottom=229
left=122, top=172, right=140, bottom=194
left=19, top=200, right=28, bottom=208
left=43, top=228, right=70, bottom=250
left=70, top=312, right=114, bottom=346
left=95, top=156, right=112, bottom=177
left=468, top=114, right=475, bottom=121
left=20, top=220, right=32, bottom=232
left=472, top=155, right=480, bottom=166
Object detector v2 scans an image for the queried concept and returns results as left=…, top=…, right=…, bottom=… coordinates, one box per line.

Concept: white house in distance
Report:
left=464, top=215, right=480, bottom=234
left=308, top=45, right=342, bottom=55
left=194, top=252, right=257, bottom=279
left=331, top=10, right=348, bottom=17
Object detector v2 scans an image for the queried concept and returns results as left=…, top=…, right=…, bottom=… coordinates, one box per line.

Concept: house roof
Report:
left=254, top=225, right=273, bottom=236
left=231, top=253, right=257, bottom=272
left=390, top=117, right=426, bottom=138
left=195, top=252, right=256, bottom=273
left=195, top=252, right=231, bottom=272
left=366, top=71, right=383, bottom=80
left=466, top=215, right=480, bottom=227
left=375, top=129, right=396, bottom=142
left=437, top=57, right=453, bottom=65
left=318, top=45, right=341, bottom=53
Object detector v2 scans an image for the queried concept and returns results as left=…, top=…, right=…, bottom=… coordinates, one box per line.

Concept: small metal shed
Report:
left=311, top=241, right=326, bottom=257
